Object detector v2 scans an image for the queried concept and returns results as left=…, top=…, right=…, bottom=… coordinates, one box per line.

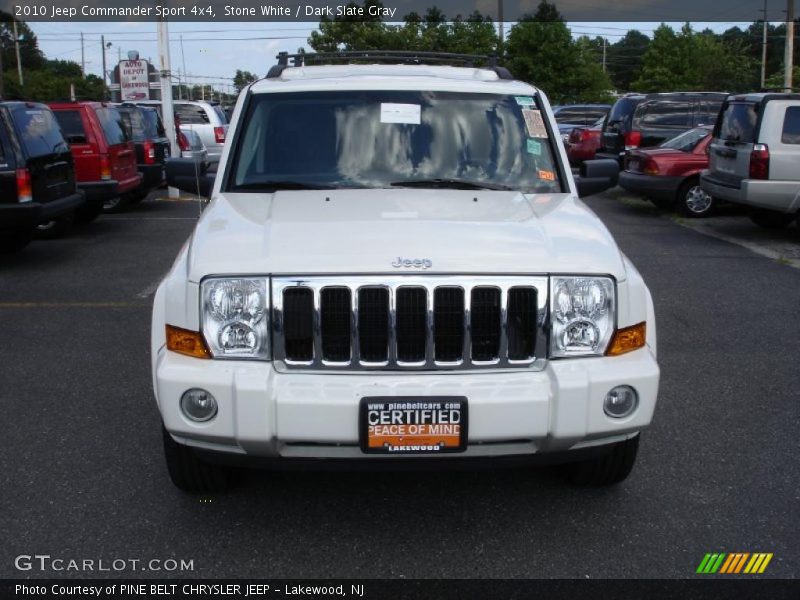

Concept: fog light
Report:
left=180, top=388, right=218, bottom=422
left=604, top=385, right=638, bottom=418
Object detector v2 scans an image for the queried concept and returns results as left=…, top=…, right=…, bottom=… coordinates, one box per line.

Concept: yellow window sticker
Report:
left=538, top=169, right=555, bottom=181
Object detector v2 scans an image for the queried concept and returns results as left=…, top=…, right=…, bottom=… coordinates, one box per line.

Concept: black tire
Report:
left=75, top=200, right=104, bottom=224
left=34, top=214, right=74, bottom=240
left=0, top=229, right=33, bottom=253
left=749, top=209, right=795, bottom=229
left=102, top=195, right=131, bottom=214
left=565, top=434, right=639, bottom=486
left=676, top=178, right=714, bottom=218
left=162, top=426, right=233, bottom=493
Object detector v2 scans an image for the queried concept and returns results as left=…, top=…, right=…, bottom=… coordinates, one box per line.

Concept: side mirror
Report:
left=165, top=158, right=215, bottom=198
left=575, top=159, right=619, bottom=198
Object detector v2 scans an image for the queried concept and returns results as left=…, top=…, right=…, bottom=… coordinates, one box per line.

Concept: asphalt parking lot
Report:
left=1, top=190, right=798, bottom=579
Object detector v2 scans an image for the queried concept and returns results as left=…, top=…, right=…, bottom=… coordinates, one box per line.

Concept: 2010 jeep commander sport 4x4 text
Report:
left=155, top=53, right=660, bottom=492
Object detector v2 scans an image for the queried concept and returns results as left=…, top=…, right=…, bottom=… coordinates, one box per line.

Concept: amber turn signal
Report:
left=166, top=325, right=210, bottom=359
left=606, top=322, right=646, bottom=356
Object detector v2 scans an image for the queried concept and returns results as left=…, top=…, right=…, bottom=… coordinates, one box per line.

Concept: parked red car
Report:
left=618, top=126, right=714, bottom=217
left=49, top=102, right=142, bottom=222
left=566, top=117, right=603, bottom=166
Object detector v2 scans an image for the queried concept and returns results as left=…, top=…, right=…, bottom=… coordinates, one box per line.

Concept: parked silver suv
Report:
left=701, top=93, right=800, bottom=228
left=135, top=100, right=228, bottom=164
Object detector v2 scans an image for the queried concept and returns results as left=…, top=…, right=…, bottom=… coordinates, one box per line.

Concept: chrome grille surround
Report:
left=272, top=276, right=549, bottom=372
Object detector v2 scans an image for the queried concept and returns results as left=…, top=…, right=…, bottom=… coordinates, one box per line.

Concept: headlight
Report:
left=550, top=276, right=615, bottom=357
left=201, top=277, right=270, bottom=359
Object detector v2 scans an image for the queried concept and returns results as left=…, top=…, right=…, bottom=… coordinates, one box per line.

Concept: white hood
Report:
left=185, top=189, right=626, bottom=282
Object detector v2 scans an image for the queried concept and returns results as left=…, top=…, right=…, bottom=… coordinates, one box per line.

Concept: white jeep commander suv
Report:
left=156, top=52, right=660, bottom=492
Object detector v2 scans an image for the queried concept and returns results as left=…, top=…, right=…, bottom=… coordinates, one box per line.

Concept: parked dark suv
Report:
left=597, top=94, right=646, bottom=163
left=0, top=102, right=84, bottom=251
left=599, top=92, right=726, bottom=164
left=115, top=104, right=170, bottom=209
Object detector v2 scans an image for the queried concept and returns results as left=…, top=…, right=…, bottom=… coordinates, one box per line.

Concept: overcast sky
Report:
left=28, top=21, right=756, bottom=93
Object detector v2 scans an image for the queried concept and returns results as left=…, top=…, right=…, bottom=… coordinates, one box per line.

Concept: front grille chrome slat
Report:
left=273, top=276, right=547, bottom=372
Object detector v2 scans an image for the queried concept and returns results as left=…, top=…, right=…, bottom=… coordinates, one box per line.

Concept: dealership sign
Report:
left=119, top=59, right=151, bottom=101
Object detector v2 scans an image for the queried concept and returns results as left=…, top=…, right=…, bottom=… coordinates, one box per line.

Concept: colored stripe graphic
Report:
left=700, top=552, right=774, bottom=574
left=697, top=553, right=727, bottom=574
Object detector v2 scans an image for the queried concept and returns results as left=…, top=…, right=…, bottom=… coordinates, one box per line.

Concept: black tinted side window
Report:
left=640, top=100, right=691, bottom=127
left=53, top=110, right=87, bottom=143
left=175, top=105, right=209, bottom=125
left=781, top=106, right=800, bottom=144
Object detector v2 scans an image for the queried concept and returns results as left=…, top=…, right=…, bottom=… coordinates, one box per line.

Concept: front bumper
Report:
left=155, top=347, right=659, bottom=461
left=619, top=171, right=683, bottom=202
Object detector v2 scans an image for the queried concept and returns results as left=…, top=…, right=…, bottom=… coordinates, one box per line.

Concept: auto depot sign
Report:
left=119, top=59, right=151, bottom=101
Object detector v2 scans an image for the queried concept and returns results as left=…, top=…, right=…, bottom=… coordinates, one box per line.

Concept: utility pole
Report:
left=101, top=35, right=107, bottom=98
left=13, top=20, right=23, bottom=86
left=761, top=0, right=768, bottom=89
left=157, top=18, right=178, bottom=157
left=497, top=0, right=504, bottom=58
left=602, top=37, right=607, bottom=72
left=784, top=0, right=795, bottom=91
left=180, top=34, right=187, bottom=101
left=80, top=32, right=85, bottom=76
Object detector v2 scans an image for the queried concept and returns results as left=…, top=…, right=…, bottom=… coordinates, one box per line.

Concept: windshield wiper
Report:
left=390, top=178, right=513, bottom=191
left=233, top=181, right=338, bottom=191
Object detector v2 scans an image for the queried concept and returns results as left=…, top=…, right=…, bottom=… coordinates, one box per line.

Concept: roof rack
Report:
left=266, top=51, right=513, bottom=80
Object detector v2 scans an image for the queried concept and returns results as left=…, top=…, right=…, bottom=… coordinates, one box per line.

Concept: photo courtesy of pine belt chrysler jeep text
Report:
left=156, top=52, right=660, bottom=492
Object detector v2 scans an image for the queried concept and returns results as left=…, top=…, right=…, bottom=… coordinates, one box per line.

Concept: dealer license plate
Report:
left=359, top=397, right=467, bottom=454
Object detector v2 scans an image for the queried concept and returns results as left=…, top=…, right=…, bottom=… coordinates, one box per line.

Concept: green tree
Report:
left=633, top=23, right=755, bottom=93
left=233, top=69, right=258, bottom=93
left=308, top=2, right=497, bottom=56
left=606, top=30, right=650, bottom=92
left=308, top=0, right=393, bottom=52
left=505, top=1, right=612, bottom=103
left=0, top=13, right=45, bottom=72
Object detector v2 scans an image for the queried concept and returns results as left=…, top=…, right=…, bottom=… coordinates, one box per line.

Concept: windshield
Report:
left=119, top=107, right=147, bottom=141
left=213, top=105, right=227, bottom=124
left=140, top=108, right=164, bottom=138
left=229, top=91, right=563, bottom=192
left=554, top=106, right=609, bottom=125
left=94, top=107, right=129, bottom=145
left=11, top=106, right=68, bottom=157
left=660, top=127, right=710, bottom=152
left=606, top=97, right=643, bottom=127
left=717, top=102, right=758, bottom=143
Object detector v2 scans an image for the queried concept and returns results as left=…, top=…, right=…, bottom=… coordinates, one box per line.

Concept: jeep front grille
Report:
left=272, top=276, right=548, bottom=371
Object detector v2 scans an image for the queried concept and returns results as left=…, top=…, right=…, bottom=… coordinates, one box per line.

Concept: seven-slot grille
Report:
left=272, top=276, right=547, bottom=370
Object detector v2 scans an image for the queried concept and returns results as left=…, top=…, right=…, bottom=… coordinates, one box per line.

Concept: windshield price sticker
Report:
left=380, top=103, right=422, bottom=125
left=360, top=397, right=467, bottom=454
left=522, top=109, right=548, bottom=138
